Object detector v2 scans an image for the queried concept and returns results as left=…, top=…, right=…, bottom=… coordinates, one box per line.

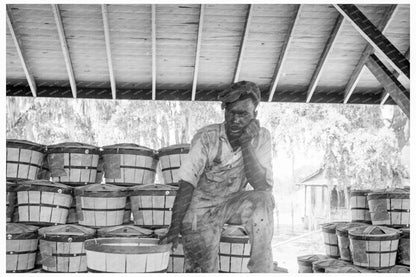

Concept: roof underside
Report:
left=6, top=4, right=410, bottom=104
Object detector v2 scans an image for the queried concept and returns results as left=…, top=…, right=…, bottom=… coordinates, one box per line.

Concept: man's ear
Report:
left=254, top=110, right=258, bottom=118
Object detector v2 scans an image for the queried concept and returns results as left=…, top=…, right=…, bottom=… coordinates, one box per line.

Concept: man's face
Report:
left=224, top=98, right=256, bottom=140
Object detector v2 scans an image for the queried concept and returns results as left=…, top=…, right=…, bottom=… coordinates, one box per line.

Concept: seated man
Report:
left=160, top=81, right=275, bottom=273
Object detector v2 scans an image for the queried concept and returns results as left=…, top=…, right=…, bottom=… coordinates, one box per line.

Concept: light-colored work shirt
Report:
left=178, top=122, right=273, bottom=208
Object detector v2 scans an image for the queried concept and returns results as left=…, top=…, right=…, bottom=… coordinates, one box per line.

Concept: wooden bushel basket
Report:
left=350, top=190, right=372, bottom=223
left=16, top=180, right=72, bottom=226
left=367, top=189, right=410, bottom=227
left=47, top=142, right=100, bottom=186
left=6, top=223, right=39, bottom=273
left=312, top=258, right=352, bottom=273
left=102, top=143, right=158, bottom=186
left=84, top=237, right=171, bottom=273
left=154, top=228, right=185, bottom=273
left=7, top=181, right=18, bottom=223
left=75, top=183, right=129, bottom=228
left=7, top=139, right=45, bottom=180
left=158, top=144, right=189, bottom=185
left=97, top=225, right=153, bottom=238
left=38, top=224, right=95, bottom=272
left=219, top=225, right=251, bottom=273
left=349, top=225, right=400, bottom=269
left=397, top=228, right=409, bottom=266
left=335, top=222, right=369, bottom=261
left=296, top=254, right=328, bottom=273
left=321, top=221, right=348, bottom=258
left=130, top=184, right=178, bottom=228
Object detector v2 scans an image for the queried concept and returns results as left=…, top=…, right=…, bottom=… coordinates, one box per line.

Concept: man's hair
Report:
left=218, top=80, right=261, bottom=109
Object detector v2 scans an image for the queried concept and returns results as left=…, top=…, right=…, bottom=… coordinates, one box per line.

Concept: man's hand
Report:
left=239, top=119, right=260, bottom=146
left=159, top=231, right=180, bottom=252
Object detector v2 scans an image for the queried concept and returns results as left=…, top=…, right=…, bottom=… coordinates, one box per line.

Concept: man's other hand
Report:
left=240, top=119, right=260, bottom=145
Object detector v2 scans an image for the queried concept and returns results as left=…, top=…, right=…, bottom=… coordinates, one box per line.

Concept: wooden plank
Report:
left=233, top=4, right=253, bottom=83
left=306, top=15, right=344, bottom=103
left=381, top=47, right=410, bottom=105
left=334, top=4, right=409, bottom=79
left=51, top=4, right=77, bottom=98
left=101, top=4, right=117, bottom=100
left=342, top=5, right=398, bottom=103
left=268, top=4, right=301, bottom=102
left=152, top=4, right=156, bottom=100
left=366, top=54, right=409, bottom=118
left=191, top=4, right=205, bottom=101
left=6, top=6, right=37, bottom=97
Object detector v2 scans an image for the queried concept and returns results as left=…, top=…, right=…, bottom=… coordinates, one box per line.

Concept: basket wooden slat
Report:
left=7, top=139, right=45, bottom=180
left=84, top=238, right=171, bottom=273
left=130, top=184, right=178, bottom=228
left=102, top=144, right=158, bottom=186
left=219, top=225, right=251, bottom=273
left=158, top=144, right=189, bottom=185
left=349, top=225, right=400, bottom=269
left=47, top=142, right=100, bottom=186
left=75, top=184, right=129, bottom=228
left=350, top=190, right=372, bottom=223
left=321, top=221, right=348, bottom=258
left=6, top=223, right=39, bottom=273
left=16, top=180, right=72, bottom=226
left=367, top=189, right=410, bottom=227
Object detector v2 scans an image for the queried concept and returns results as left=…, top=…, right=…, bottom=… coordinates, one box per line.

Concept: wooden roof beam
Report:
left=101, top=4, right=116, bottom=100
left=366, top=54, right=409, bottom=118
left=342, top=5, right=398, bottom=104
left=52, top=4, right=77, bottom=99
left=191, top=4, right=205, bottom=101
left=381, top=47, right=410, bottom=105
left=306, top=15, right=345, bottom=103
left=268, top=4, right=302, bottom=102
left=233, top=4, right=254, bottom=83
left=151, top=4, right=157, bottom=101
left=6, top=6, right=37, bottom=97
left=335, top=5, right=409, bottom=80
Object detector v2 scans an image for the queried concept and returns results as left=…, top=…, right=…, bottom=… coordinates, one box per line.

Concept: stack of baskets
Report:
left=297, top=188, right=410, bottom=273
left=6, top=139, right=190, bottom=273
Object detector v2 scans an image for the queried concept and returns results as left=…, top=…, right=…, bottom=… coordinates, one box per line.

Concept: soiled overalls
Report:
left=178, top=123, right=275, bottom=273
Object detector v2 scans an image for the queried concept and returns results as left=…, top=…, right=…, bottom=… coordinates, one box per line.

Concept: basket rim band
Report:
left=102, top=149, right=157, bottom=158
left=130, top=190, right=177, bottom=196
left=47, top=147, right=100, bottom=154
left=40, top=234, right=95, bottom=242
left=81, top=207, right=125, bottom=212
left=15, top=185, right=73, bottom=194
left=158, top=148, right=189, bottom=157
left=51, top=252, right=87, bottom=257
left=87, top=267, right=167, bottom=273
left=7, top=140, right=45, bottom=152
left=7, top=160, right=42, bottom=168
left=6, top=250, right=37, bottom=255
left=17, top=203, right=71, bottom=209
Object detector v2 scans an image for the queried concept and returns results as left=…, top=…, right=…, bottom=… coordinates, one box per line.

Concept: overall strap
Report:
left=213, top=125, right=223, bottom=165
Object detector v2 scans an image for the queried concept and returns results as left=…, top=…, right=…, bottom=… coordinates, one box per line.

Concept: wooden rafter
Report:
left=381, top=47, right=410, bottom=105
left=191, top=4, right=205, bottom=101
left=6, top=6, right=37, bottom=97
left=306, top=15, right=344, bottom=103
left=334, top=4, right=409, bottom=81
left=101, top=4, right=116, bottom=100
left=233, top=4, right=254, bottom=83
left=342, top=5, right=398, bottom=104
left=268, top=4, right=301, bottom=102
left=366, top=54, right=409, bottom=118
left=52, top=4, right=77, bottom=98
left=151, top=4, right=157, bottom=101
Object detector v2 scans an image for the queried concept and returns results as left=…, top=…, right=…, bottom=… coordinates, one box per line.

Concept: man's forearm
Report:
left=168, top=180, right=195, bottom=236
left=241, top=142, right=270, bottom=190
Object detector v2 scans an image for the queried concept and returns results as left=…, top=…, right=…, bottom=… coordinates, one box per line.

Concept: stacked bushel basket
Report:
left=297, top=188, right=410, bottom=273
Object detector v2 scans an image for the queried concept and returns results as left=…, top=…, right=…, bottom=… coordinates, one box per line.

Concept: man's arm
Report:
left=159, top=180, right=194, bottom=250
left=240, top=119, right=271, bottom=190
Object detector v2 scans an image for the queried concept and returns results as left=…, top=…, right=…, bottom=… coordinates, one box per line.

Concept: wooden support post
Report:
left=191, top=4, right=205, bottom=101
left=101, top=4, right=116, bottom=100
left=6, top=6, right=37, bottom=97
left=343, top=5, right=398, bottom=103
left=366, top=54, right=409, bottom=118
left=52, top=4, right=77, bottom=98
left=334, top=4, right=409, bottom=79
left=151, top=4, right=157, bottom=101
left=233, top=4, right=254, bottom=83
left=268, top=5, right=302, bottom=102
left=306, top=15, right=344, bottom=103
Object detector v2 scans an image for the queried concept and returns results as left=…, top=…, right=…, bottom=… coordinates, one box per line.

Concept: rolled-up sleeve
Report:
left=256, top=128, right=274, bottom=188
left=178, top=131, right=208, bottom=187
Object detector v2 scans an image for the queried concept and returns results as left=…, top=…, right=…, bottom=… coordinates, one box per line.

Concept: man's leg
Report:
left=217, top=190, right=275, bottom=273
left=181, top=212, right=222, bottom=272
